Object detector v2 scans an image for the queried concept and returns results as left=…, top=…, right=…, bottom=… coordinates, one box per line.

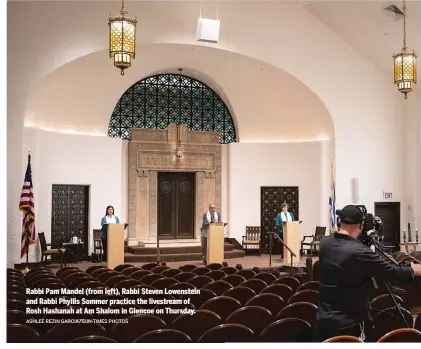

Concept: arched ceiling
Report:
left=25, top=44, right=334, bottom=142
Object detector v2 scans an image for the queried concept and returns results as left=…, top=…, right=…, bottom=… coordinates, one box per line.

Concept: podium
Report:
left=205, top=222, right=227, bottom=264
left=105, top=223, right=128, bottom=269
left=283, top=221, right=301, bottom=264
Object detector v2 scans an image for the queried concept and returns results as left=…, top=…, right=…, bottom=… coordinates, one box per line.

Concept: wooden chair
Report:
left=161, top=268, right=182, bottom=278
left=242, top=226, right=261, bottom=255
left=69, top=335, right=116, bottom=343
left=277, top=302, right=318, bottom=330
left=7, top=324, right=40, bottom=343
left=205, top=270, right=227, bottom=280
left=187, top=275, right=213, bottom=288
left=288, top=289, right=319, bottom=305
left=415, top=312, right=421, bottom=332
left=191, top=267, right=211, bottom=276
left=253, top=272, right=276, bottom=285
left=221, top=266, right=238, bottom=275
left=183, top=288, right=216, bottom=309
left=373, top=308, right=414, bottom=340
left=172, top=309, right=222, bottom=342
left=201, top=296, right=242, bottom=321
left=151, top=277, right=178, bottom=290
left=178, top=264, right=197, bottom=272
left=113, top=264, right=134, bottom=272
left=235, top=269, right=256, bottom=280
left=45, top=323, right=106, bottom=342
left=135, top=329, right=192, bottom=343
left=273, top=276, right=301, bottom=292
left=110, top=314, right=166, bottom=343
left=222, top=274, right=246, bottom=287
left=297, top=281, right=321, bottom=292
left=377, top=328, right=421, bottom=342
left=223, top=286, right=256, bottom=306
left=246, top=293, right=285, bottom=320
left=173, top=271, right=196, bottom=282
left=226, top=306, right=273, bottom=335
left=7, top=310, right=27, bottom=325
left=239, top=278, right=268, bottom=294
left=198, top=323, right=255, bottom=342
left=301, top=226, right=326, bottom=256
left=261, top=283, right=293, bottom=301
left=38, top=232, right=65, bottom=268
left=260, top=318, right=312, bottom=342
left=324, top=335, right=363, bottom=342
left=204, top=280, right=232, bottom=296
left=141, top=262, right=159, bottom=270
left=206, top=263, right=223, bottom=270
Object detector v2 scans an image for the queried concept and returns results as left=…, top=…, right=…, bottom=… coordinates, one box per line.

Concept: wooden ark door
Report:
left=51, top=185, right=90, bottom=258
left=158, top=172, right=195, bottom=239
left=374, top=202, right=401, bottom=252
left=260, top=186, right=299, bottom=254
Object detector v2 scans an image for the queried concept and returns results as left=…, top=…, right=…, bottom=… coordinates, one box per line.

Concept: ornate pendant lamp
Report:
left=109, top=0, right=137, bottom=75
left=393, top=0, right=417, bottom=99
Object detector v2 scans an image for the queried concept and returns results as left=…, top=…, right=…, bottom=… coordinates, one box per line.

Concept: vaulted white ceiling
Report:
left=305, top=0, right=421, bottom=75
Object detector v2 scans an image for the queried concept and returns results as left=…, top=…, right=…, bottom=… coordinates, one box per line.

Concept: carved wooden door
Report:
left=260, top=186, right=299, bottom=254
left=51, top=185, right=90, bottom=258
left=158, top=172, right=195, bottom=239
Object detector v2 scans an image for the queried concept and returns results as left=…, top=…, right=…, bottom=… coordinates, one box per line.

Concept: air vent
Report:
left=383, top=3, right=404, bottom=20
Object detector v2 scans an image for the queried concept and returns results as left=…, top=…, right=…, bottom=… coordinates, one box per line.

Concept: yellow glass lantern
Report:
left=109, top=0, right=137, bottom=75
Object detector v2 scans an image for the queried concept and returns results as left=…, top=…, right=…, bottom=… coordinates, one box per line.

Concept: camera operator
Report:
left=316, top=205, right=421, bottom=342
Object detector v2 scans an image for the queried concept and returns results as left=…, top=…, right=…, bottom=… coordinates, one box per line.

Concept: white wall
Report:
left=23, top=128, right=128, bottom=261
left=228, top=142, right=328, bottom=244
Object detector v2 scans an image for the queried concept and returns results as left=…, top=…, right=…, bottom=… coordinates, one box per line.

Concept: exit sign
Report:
left=383, top=192, right=393, bottom=199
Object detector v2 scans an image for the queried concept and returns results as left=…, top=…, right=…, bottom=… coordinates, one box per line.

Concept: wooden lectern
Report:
left=283, top=221, right=301, bottom=264
left=206, top=222, right=227, bottom=264
left=105, top=223, right=128, bottom=269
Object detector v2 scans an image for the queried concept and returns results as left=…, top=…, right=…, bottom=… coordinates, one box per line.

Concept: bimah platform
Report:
left=283, top=221, right=302, bottom=264
left=104, top=223, right=128, bottom=269
left=204, top=222, right=227, bottom=264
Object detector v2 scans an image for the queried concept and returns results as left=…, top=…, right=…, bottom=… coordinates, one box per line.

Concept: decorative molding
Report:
left=137, top=150, right=216, bottom=172
left=137, top=169, right=149, bottom=177
left=187, top=130, right=220, bottom=145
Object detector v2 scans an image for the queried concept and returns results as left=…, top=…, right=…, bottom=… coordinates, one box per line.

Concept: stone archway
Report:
left=127, top=124, right=222, bottom=246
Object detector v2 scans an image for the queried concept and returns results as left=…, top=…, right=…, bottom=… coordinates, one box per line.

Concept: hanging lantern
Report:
left=393, top=0, right=417, bottom=99
left=109, top=0, right=137, bottom=75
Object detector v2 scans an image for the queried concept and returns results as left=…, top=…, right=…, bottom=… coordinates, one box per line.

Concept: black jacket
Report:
left=317, top=233, right=413, bottom=330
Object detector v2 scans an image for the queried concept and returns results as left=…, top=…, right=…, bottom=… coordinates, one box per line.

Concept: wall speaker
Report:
left=197, top=18, right=220, bottom=43
left=351, top=178, right=358, bottom=203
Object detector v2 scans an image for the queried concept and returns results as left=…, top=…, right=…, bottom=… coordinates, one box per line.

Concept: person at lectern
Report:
left=275, top=203, right=295, bottom=260
left=200, top=203, right=222, bottom=265
left=100, top=205, right=120, bottom=262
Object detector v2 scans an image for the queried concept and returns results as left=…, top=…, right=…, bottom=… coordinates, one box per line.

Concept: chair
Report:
left=205, top=270, right=227, bottom=280
left=8, top=292, right=27, bottom=303
left=198, top=323, right=255, bottom=342
left=105, top=275, right=130, bottom=287
left=115, top=279, right=144, bottom=291
left=151, top=277, right=178, bottom=289
left=113, top=264, right=134, bottom=272
left=242, top=226, right=261, bottom=255
left=370, top=294, right=404, bottom=316
left=297, top=281, right=321, bottom=292
left=121, top=266, right=141, bottom=276
left=253, top=272, right=276, bottom=285
left=173, top=271, right=196, bottom=282
left=187, top=275, right=213, bottom=288
left=415, top=312, right=421, bottom=331
left=206, top=263, right=223, bottom=270
left=90, top=267, right=111, bottom=279
left=178, top=264, right=197, bottom=272
left=277, top=302, right=318, bottom=329
left=7, top=310, right=27, bottom=325
left=222, top=274, right=246, bottom=287
left=172, top=309, right=222, bottom=342
left=273, top=276, right=301, bottom=292
left=141, top=262, right=159, bottom=270
left=143, top=293, right=175, bottom=310
left=140, top=273, right=164, bottom=285
left=184, top=288, right=216, bottom=308
left=246, top=293, right=285, bottom=319
left=167, top=282, right=196, bottom=293
left=110, top=314, right=166, bottom=343
left=377, top=328, right=421, bottom=342
left=7, top=300, right=26, bottom=312
left=191, top=267, right=211, bottom=276
left=38, top=232, right=65, bottom=268
left=201, top=296, right=242, bottom=321
left=324, top=335, right=364, bottom=342
left=97, top=271, right=120, bottom=283
left=135, top=329, right=192, bottom=343
left=161, top=268, right=182, bottom=278
left=221, top=266, right=238, bottom=275
left=260, top=318, right=312, bottom=342
left=300, top=226, right=326, bottom=256
left=45, top=323, right=107, bottom=342
left=69, top=335, right=117, bottom=343
left=93, top=229, right=103, bottom=262
left=226, top=306, right=273, bottom=335
left=56, top=266, right=79, bottom=277
left=131, top=269, right=152, bottom=280
left=204, top=280, right=232, bottom=296
left=7, top=324, right=40, bottom=343
left=288, top=289, right=319, bottom=305
left=150, top=265, right=170, bottom=274
left=235, top=269, right=256, bottom=280
left=261, top=284, right=294, bottom=301
left=223, top=286, right=256, bottom=306
left=373, top=307, right=414, bottom=340
left=154, top=301, right=196, bottom=325
left=239, top=279, right=268, bottom=294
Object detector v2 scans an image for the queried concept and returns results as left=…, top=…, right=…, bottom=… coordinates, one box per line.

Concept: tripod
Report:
left=370, top=238, right=411, bottom=328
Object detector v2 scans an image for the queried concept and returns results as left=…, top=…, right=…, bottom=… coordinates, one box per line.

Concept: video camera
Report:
left=336, top=205, right=383, bottom=247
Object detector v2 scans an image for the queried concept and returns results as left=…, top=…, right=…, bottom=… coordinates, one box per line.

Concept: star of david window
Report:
left=108, top=73, right=237, bottom=144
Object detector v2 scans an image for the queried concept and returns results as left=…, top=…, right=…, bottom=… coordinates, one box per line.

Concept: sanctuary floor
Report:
left=45, top=254, right=318, bottom=273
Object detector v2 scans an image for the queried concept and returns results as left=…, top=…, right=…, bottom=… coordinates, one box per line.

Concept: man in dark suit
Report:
left=200, top=203, right=222, bottom=265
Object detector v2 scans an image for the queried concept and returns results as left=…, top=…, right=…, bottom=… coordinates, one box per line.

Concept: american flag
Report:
left=20, top=154, right=36, bottom=258
left=329, top=163, right=337, bottom=233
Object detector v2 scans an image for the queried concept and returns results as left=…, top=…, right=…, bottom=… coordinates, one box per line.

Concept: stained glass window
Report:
left=108, top=73, right=236, bottom=144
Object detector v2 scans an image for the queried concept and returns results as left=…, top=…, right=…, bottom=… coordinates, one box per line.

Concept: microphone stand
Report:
left=370, top=238, right=410, bottom=328
left=268, top=230, right=296, bottom=275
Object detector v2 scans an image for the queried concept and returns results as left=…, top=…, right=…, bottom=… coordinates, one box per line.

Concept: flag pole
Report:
left=24, top=146, right=31, bottom=273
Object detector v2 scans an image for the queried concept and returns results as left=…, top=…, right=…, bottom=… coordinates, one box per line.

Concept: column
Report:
left=196, top=172, right=205, bottom=237
left=319, top=140, right=330, bottom=228
left=417, top=89, right=421, bottom=246
left=149, top=171, right=158, bottom=239
left=7, top=95, right=25, bottom=266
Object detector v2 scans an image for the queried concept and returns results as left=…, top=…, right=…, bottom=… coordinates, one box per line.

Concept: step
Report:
left=124, top=250, right=245, bottom=263
left=142, top=238, right=201, bottom=248
left=127, top=244, right=234, bottom=255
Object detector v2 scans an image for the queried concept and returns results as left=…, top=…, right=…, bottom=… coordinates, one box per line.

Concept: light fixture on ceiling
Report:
left=393, top=0, right=417, bottom=99
left=109, top=0, right=137, bottom=75
left=196, top=6, right=220, bottom=43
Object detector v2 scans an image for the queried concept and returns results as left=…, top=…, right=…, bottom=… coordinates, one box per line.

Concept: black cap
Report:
left=336, top=205, right=365, bottom=224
